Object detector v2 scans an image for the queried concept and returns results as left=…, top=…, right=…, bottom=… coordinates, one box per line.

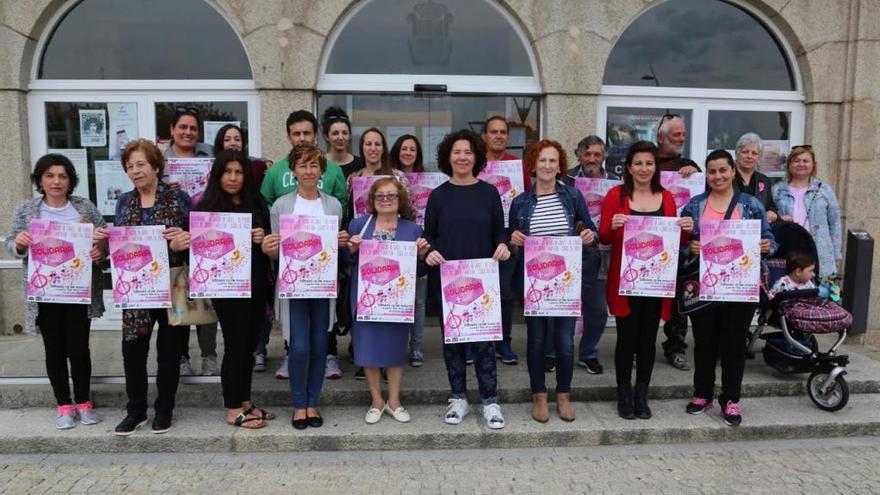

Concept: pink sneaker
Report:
left=75, top=400, right=100, bottom=425
left=685, top=396, right=713, bottom=415
left=56, top=404, right=76, bottom=429
left=722, top=400, right=742, bottom=427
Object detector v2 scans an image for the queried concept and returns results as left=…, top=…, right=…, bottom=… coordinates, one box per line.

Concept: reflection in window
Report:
left=603, top=0, right=795, bottom=90
left=605, top=108, right=692, bottom=179
left=708, top=110, right=790, bottom=175
left=154, top=102, right=249, bottom=147
left=40, top=0, right=251, bottom=79
left=325, top=0, right=532, bottom=76
left=316, top=94, right=540, bottom=169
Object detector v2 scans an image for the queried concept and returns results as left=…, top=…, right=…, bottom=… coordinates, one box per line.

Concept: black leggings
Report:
left=213, top=297, right=262, bottom=409
left=690, top=302, right=756, bottom=404
left=614, top=297, right=662, bottom=386
left=36, top=303, right=92, bottom=406
left=122, top=310, right=188, bottom=417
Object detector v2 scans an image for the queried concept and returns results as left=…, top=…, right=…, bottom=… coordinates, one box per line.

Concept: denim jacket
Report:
left=680, top=191, right=778, bottom=256
left=509, top=181, right=599, bottom=295
left=771, top=178, right=842, bottom=276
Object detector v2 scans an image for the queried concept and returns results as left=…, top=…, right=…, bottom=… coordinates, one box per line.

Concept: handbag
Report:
left=166, top=265, right=218, bottom=326
left=676, top=192, right=740, bottom=315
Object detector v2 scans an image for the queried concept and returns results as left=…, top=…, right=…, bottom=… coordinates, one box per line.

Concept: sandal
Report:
left=228, top=406, right=266, bottom=429
left=252, top=405, right=276, bottom=421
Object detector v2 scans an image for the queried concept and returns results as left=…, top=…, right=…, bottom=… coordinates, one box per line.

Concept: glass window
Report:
left=603, top=0, right=795, bottom=90
left=40, top=0, right=251, bottom=79
left=605, top=107, right=692, bottom=179
left=707, top=110, right=791, bottom=176
left=325, top=0, right=532, bottom=76
left=317, top=94, right=540, bottom=169
left=154, top=101, right=249, bottom=150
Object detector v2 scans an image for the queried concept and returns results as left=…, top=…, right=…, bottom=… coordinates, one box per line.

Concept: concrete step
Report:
left=3, top=394, right=880, bottom=454
left=3, top=345, right=879, bottom=408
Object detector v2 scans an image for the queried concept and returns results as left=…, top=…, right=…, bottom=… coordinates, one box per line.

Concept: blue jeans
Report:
left=409, top=275, right=427, bottom=355
left=527, top=316, right=575, bottom=393
left=288, top=299, right=330, bottom=409
left=499, top=251, right=519, bottom=345
left=578, top=277, right=608, bottom=361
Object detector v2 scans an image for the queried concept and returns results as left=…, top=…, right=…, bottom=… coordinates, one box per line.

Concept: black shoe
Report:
left=151, top=414, right=172, bottom=434
left=578, top=358, right=604, bottom=375
left=292, top=416, right=308, bottom=430
left=617, top=384, right=635, bottom=420
left=633, top=383, right=652, bottom=419
left=307, top=414, right=324, bottom=428
left=114, top=414, right=147, bottom=436
left=544, top=357, right=556, bottom=373
left=355, top=367, right=366, bottom=380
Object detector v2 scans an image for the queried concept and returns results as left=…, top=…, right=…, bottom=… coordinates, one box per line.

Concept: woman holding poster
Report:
left=424, top=129, right=511, bottom=430
left=681, top=150, right=776, bottom=427
left=186, top=150, right=274, bottom=429
left=262, top=144, right=347, bottom=430
left=599, top=141, right=693, bottom=421
left=5, top=154, right=107, bottom=430
left=509, top=139, right=597, bottom=423
left=113, top=139, right=193, bottom=435
left=347, top=178, right=429, bottom=424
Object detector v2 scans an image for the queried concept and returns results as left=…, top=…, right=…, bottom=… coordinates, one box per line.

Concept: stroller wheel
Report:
left=807, top=371, right=849, bottom=412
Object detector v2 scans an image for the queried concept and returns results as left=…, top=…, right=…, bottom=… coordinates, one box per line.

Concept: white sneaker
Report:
left=483, top=403, right=505, bottom=430
left=201, top=356, right=218, bottom=376
left=253, top=353, right=267, bottom=372
left=365, top=406, right=383, bottom=424
left=325, top=355, right=342, bottom=380
left=179, top=357, right=193, bottom=376
left=384, top=404, right=411, bottom=423
left=275, top=354, right=289, bottom=379
left=444, top=398, right=470, bottom=425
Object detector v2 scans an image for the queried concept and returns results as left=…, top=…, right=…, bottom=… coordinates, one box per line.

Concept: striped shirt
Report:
left=528, top=193, right=569, bottom=236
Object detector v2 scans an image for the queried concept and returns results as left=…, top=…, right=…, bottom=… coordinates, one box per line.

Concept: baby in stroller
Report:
left=747, top=222, right=852, bottom=411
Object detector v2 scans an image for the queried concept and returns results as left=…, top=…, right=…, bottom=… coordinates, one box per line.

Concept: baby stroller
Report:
left=746, top=222, right=852, bottom=411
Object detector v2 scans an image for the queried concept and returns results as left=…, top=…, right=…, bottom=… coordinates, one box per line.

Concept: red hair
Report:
left=523, top=139, right=569, bottom=179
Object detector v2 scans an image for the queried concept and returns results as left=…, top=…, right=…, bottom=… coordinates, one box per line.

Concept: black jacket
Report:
left=734, top=170, right=776, bottom=214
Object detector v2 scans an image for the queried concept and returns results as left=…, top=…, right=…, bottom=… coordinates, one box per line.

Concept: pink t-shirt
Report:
left=701, top=200, right=742, bottom=221
left=790, top=185, right=809, bottom=232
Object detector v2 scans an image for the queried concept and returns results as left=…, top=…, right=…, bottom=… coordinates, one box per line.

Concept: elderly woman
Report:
left=113, top=139, right=193, bottom=436
left=347, top=178, right=430, bottom=424
left=261, top=144, right=348, bottom=430
left=772, top=146, right=842, bottom=277
left=5, top=154, right=107, bottom=430
left=682, top=150, right=777, bottom=427
left=424, top=129, right=511, bottom=430
left=509, top=139, right=597, bottom=423
left=733, top=133, right=777, bottom=222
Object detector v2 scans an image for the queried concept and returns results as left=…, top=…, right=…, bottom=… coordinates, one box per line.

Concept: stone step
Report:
left=3, top=346, right=879, bottom=408
left=3, top=394, right=879, bottom=454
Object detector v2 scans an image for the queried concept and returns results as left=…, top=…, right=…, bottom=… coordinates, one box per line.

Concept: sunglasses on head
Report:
left=174, top=106, right=200, bottom=117
left=791, top=144, right=812, bottom=150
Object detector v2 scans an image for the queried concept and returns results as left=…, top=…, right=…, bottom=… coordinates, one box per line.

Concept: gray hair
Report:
left=656, top=116, right=685, bottom=138
left=575, top=135, right=605, bottom=155
left=735, top=132, right=763, bottom=158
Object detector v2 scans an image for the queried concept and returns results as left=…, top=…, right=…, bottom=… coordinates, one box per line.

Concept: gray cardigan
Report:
left=4, top=196, right=107, bottom=334
left=269, top=190, right=343, bottom=341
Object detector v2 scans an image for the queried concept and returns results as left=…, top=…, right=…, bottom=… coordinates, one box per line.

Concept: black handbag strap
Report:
left=722, top=191, right=741, bottom=220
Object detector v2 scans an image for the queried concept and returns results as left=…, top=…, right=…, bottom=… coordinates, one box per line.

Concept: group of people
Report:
left=5, top=107, right=842, bottom=433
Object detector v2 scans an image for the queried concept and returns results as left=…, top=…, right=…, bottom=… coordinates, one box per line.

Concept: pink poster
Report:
left=109, top=225, right=171, bottom=309
left=404, top=172, right=447, bottom=226
left=660, top=171, right=706, bottom=214
left=618, top=216, right=681, bottom=298
left=278, top=214, right=338, bottom=299
left=351, top=175, right=391, bottom=218
left=478, top=160, right=525, bottom=227
left=355, top=240, right=418, bottom=323
left=188, top=212, right=252, bottom=299
left=26, top=220, right=93, bottom=304
left=523, top=236, right=582, bottom=317
left=699, top=219, right=761, bottom=302
left=440, top=258, right=502, bottom=344
left=166, top=157, right=213, bottom=205
left=574, top=177, right=622, bottom=226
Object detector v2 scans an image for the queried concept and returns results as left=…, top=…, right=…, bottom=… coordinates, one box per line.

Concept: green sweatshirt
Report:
left=260, top=157, right=348, bottom=209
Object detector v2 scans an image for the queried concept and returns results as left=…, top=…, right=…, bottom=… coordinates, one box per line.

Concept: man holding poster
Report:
left=680, top=150, right=776, bottom=427
left=347, top=178, right=429, bottom=425
left=509, top=139, right=596, bottom=423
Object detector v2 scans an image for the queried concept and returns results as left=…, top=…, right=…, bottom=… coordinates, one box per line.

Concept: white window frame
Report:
left=317, top=0, right=541, bottom=95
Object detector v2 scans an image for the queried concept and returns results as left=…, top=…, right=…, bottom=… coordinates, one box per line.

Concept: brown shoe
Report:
left=556, top=392, right=576, bottom=422
left=531, top=393, right=549, bottom=423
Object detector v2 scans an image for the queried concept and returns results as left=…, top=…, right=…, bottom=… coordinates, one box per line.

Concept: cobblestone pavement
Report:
left=2, top=437, right=880, bottom=494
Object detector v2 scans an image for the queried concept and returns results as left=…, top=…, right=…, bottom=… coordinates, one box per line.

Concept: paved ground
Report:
left=1, top=436, right=879, bottom=494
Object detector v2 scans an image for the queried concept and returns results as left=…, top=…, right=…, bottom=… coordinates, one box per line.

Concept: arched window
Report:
left=598, top=0, right=804, bottom=179
left=318, top=0, right=541, bottom=167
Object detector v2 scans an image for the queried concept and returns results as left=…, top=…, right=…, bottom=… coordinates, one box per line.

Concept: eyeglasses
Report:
left=174, top=106, right=200, bottom=117
left=373, top=193, right=399, bottom=202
